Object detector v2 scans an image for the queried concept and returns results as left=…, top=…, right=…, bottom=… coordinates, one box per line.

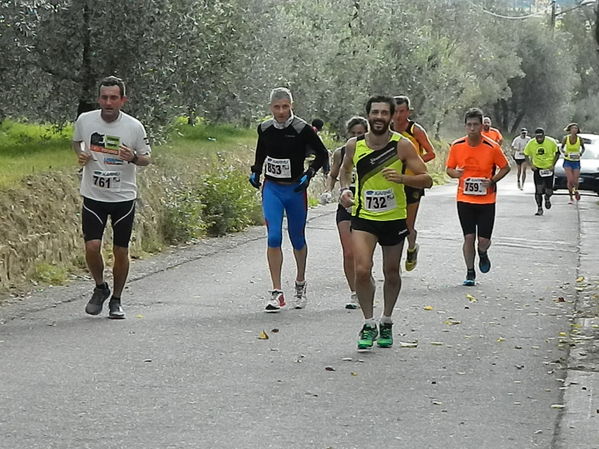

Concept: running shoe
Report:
left=575, top=190, right=581, bottom=201
left=478, top=251, right=491, bottom=273
left=265, top=290, right=286, bottom=313
left=535, top=208, right=543, bottom=216
left=293, top=282, right=308, bottom=309
left=545, top=197, right=552, bottom=209
left=463, top=269, right=476, bottom=287
left=377, top=322, right=393, bottom=348
left=108, top=299, right=125, bottom=319
left=357, top=323, right=378, bottom=350
left=345, top=292, right=360, bottom=310
left=405, top=244, right=419, bottom=272
left=517, top=180, right=521, bottom=190
left=85, top=283, right=111, bottom=315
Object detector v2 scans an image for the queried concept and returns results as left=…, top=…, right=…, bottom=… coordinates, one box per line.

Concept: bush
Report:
left=162, top=187, right=206, bottom=244
left=198, top=168, right=262, bottom=236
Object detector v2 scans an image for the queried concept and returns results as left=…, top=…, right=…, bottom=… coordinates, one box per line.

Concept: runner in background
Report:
left=511, top=128, right=531, bottom=190
left=560, top=123, right=585, bottom=203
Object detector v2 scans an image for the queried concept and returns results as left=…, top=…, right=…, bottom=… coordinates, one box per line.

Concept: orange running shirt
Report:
left=481, top=127, right=503, bottom=144
left=446, top=136, right=509, bottom=204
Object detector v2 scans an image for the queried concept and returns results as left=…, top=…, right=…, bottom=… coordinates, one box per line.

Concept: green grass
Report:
left=0, top=118, right=258, bottom=189
left=0, top=120, right=74, bottom=188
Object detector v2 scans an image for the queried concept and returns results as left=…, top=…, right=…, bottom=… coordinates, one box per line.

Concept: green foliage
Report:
left=197, top=169, right=262, bottom=236
left=0, top=120, right=74, bottom=189
left=162, top=188, right=206, bottom=244
left=34, top=263, right=68, bottom=286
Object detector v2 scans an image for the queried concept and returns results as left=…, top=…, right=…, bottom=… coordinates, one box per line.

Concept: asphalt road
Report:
left=0, top=175, right=593, bottom=449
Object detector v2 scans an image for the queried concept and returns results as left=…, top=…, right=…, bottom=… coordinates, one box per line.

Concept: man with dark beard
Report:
left=338, top=95, right=432, bottom=350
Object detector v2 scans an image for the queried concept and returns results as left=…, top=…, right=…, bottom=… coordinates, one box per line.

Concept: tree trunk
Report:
left=77, top=1, right=96, bottom=118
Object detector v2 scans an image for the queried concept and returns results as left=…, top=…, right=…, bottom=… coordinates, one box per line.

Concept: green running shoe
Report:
left=357, top=323, right=378, bottom=350
left=377, top=322, right=393, bottom=348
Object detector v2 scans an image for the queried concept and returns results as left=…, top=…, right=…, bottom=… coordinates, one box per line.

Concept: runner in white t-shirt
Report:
left=511, top=128, right=531, bottom=190
left=73, top=76, right=151, bottom=319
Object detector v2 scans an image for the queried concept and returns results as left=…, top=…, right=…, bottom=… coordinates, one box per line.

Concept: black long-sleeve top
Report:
left=251, top=116, right=328, bottom=182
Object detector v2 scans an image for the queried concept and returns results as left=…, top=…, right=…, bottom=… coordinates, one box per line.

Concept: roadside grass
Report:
left=0, top=118, right=258, bottom=189
left=0, top=120, right=74, bottom=188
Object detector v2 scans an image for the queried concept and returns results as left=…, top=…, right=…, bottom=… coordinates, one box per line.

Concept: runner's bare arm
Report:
left=383, top=139, right=432, bottom=188
left=413, top=124, right=436, bottom=162
left=487, top=164, right=511, bottom=187
left=339, top=139, right=356, bottom=190
left=326, top=148, right=343, bottom=192
left=73, top=141, right=92, bottom=165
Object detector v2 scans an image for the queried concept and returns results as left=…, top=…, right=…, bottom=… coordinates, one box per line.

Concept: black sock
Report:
left=110, top=296, right=121, bottom=303
left=96, top=282, right=109, bottom=290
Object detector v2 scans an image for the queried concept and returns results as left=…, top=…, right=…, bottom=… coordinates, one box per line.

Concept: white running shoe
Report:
left=293, top=282, right=308, bottom=309
left=345, top=292, right=360, bottom=309
left=265, top=290, right=286, bottom=313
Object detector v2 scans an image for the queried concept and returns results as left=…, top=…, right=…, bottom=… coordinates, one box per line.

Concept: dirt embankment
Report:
left=0, top=166, right=173, bottom=293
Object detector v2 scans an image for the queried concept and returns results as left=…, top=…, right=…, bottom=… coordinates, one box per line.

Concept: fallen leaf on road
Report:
left=466, top=294, right=477, bottom=303
left=258, top=330, right=269, bottom=340
left=555, top=297, right=565, bottom=302
left=351, top=372, right=358, bottom=376
left=559, top=332, right=568, bottom=337
left=342, top=357, right=353, bottom=361
left=399, top=341, right=418, bottom=348
left=497, top=337, right=505, bottom=342
left=430, top=341, right=444, bottom=346
left=576, top=276, right=585, bottom=282
left=424, top=305, right=433, bottom=311
left=432, top=401, right=443, bottom=405
left=551, top=404, right=565, bottom=409
left=444, top=319, right=461, bottom=326
left=325, top=366, right=336, bottom=372
left=271, top=328, right=279, bottom=333
left=144, top=359, right=152, bottom=363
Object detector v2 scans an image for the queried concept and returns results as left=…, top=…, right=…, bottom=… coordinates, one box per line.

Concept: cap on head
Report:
left=521, top=128, right=527, bottom=132
left=565, top=122, right=579, bottom=132
left=535, top=127, right=545, bottom=135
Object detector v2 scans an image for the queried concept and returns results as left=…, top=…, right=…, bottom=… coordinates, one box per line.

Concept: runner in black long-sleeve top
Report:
left=249, top=87, right=328, bottom=312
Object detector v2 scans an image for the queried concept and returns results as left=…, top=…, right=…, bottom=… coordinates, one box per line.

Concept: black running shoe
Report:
left=108, top=299, right=125, bottom=319
left=545, top=197, right=552, bottom=209
left=463, top=269, right=476, bottom=286
left=85, top=284, right=110, bottom=315
left=478, top=251, right=491, bottom=273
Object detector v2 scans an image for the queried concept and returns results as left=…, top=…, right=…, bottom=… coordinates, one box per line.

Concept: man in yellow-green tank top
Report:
left=338, top=95, right=433, bottom=351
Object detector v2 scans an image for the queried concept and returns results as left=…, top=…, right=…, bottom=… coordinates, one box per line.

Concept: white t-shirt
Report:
left=511, top=135, right=531, bottom=159
left=73, top=110, right=151, bottom=202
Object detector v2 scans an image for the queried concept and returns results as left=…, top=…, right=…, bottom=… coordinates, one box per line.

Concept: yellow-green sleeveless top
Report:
left=401, top=121, right=423, bottom=155
left=352, top=132, right=407, bottom=221
left=564, top=135, right=582, bottom=161
left=401, top=120, right=423, bottom=176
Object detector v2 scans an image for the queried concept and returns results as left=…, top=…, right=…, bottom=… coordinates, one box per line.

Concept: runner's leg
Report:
left=352, top=230, right=378, bottom=319
left=381, top=242, right=404, bottom=317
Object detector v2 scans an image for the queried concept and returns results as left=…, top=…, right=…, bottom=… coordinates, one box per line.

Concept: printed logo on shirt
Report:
left=90, top=132, right=121, bottom=155
left=537, top=148, right=545, bottom=155
left=104, top=157, right=124, bottom=166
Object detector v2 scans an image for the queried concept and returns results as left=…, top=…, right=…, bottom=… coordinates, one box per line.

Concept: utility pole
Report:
left=550, top=0, right=557, bottom=28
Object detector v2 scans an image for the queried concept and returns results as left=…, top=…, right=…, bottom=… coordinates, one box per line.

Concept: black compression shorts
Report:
left=351, top=216, right=408, bottom=246
left=404, top=186, right=425, bottom=205
left=82, top=197, right=136, bottom=248
left=457, top=201, right=495, bottom=239
left=336, top=204, right=352, bottom=223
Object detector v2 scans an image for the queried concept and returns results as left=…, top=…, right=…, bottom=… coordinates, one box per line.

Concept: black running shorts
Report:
left=404, top=186, right=425, bottom=205
left=82, top=197, right=136, bottom=248
left=351, top=216, right=408, bottom=246
left=457, top=201, right=495, bottom=239
left=533, top=170, right=554, bottom=194
left=336, top=204, right=352, bottom=223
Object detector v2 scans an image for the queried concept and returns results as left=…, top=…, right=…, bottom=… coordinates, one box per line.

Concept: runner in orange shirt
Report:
left=482, top=116, right=504, bottom=147
left=446, top=108, right=510, bottom=286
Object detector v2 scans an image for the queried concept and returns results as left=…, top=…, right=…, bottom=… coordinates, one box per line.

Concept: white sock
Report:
left=295, top=280, right=305, bottom=286
left=365, top=318, right=377, bottom=327
left=380, top=315, right=393, bottom=324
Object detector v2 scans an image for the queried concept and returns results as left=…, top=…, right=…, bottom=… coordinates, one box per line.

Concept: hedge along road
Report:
left=0, top=174, right=583, bottom=449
